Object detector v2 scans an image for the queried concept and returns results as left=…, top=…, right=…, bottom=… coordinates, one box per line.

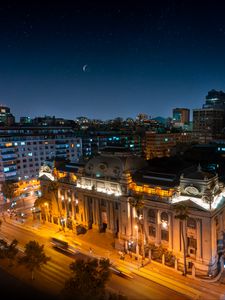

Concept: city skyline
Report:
left=1, top=1, right=225, bottom=120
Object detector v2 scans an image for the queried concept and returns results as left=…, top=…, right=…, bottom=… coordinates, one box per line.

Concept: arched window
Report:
left=161, top=212, right=168, bottom=223
left=187, top=218, right=196, bottom=229
left=148, top=209, right=156, bottom=224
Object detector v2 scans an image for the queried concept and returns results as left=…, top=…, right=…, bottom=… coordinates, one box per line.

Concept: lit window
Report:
left=4, top=167, right=9, bottom=172
left=5, top=143, right=12, bottom=147
left=76, top=144, right=81, bottom=147
left=28, top=152, right=32, bottom=156
left=21, top=142, right=25, bottom=145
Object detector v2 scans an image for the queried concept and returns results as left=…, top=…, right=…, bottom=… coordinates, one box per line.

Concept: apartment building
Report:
left=0, top=126, right=82, bottom=182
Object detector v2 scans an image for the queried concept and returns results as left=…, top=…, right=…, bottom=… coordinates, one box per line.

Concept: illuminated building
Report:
left=145, top=131, right=193, bottom=159
left=193, top=108, right=225, bottom=142
left=193, top=90, right=225, bottom=143
left=0, top=126, right=82, bottom=183
left=39, top=154, right=225, bottom=276
left=172, top=108, right=190, bottom=128
left=0, top=105, right=15, bottom=126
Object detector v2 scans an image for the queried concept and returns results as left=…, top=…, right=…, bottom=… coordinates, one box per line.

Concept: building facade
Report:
left=0, top=126, right=82, bottom=182
left=172, top=108, right=190, bottom=127
left=145, top=131, right=193, bottom=160
left=0, top=105, right=15, bottom=126
left=193, top=108, right=225, bottom=140
left=39, top=154, right=225, bottom=276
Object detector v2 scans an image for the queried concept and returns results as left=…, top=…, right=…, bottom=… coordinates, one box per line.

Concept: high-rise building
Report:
left=172, top=108, right=190, bottom=127
left=193, top=108, right=225, bottom=141
left=0, top=105, right=15, bottom=126
left=203, top=89, right=225, bottom=109
left=193, top=90, right=225, bottom=142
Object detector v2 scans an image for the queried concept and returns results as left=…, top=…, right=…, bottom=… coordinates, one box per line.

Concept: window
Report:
left=188, top=237, right=197, bottom=249
left=101, top=199, right=106, bottom=207
left=148, top=209, right=156, bottom=224
left=187, top=218, right=196, bottom=229
left=161, top=230, right=169, bottom=241
left=161, top=212, right=168, bottom=222
left=149, top=225, right=156, bottom=237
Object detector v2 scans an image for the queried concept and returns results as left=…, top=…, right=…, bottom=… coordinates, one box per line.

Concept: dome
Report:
left=85, top=154, right=146, bottom=179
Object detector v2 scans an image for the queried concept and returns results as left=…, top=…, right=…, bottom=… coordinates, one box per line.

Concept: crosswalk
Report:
left=37, top=260, right=71, bottom=288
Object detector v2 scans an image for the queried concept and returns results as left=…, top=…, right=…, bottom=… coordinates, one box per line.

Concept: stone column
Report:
left=168, top=213, right=173, bottom=250
left=196, top=219, right=202, bottom=260
left=106, top=200, right=110, bottom=231
left=109, top=201, right=115, bottom=233
left=126, top=200, right=132, bottom=238
left=91, top=197, right=96, bottom=225
left=71, top=192, right=75, bottom=221
left=95, top=198, right=101, bottom=230
left=156, top=210, right=161, bottom=245
left=143, top=208, right=148, bottom=243
left=84, top=196, right=89, bottom=227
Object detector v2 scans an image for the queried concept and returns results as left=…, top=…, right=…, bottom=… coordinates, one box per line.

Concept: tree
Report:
left=61, top=258, right=111, bottom=300
left=18, top=240, right=50, bottom=280
left=5, top=239, right=19, bottom=267
left=129, top=195, right=145, bottom=259
left=174, top=203, right=189, bottom=276
left=2, top=181, right=16, bottom=202
left=0, top=239, right=18, bottom=266
left=0, top=239, right=8, bottom=258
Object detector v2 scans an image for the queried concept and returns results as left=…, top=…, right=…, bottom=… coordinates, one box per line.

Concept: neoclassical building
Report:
left=39, top=152, right=225, bottom=276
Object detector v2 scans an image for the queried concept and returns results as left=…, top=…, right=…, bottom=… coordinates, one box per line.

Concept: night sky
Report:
left=1, top=0, right=225, bottom=120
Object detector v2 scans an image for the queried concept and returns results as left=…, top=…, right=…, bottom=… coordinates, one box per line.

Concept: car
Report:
left=76, top=225, right=87, bottom=235
left=50, top=237, right=78, bottom=256
left=109, top=266, right=133, bottom=279
left=50, top=237, right=69, bottom=250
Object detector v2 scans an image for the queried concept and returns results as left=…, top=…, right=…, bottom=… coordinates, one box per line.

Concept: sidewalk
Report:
left=6, top=215, right=225, bottom=300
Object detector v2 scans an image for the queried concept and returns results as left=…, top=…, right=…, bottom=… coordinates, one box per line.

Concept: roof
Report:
left=84, top=153, right=147, bottom=179
left=132, top=171, right=178, bottom=188
left=183, top=165, right=216, bottom=180
left=131, top=156, right=193, bottom=188
left=172, top=199, right=208, bottom=212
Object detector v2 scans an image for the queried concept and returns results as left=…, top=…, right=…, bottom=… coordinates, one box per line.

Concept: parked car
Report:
left=76, top=225, right=87, bottom=235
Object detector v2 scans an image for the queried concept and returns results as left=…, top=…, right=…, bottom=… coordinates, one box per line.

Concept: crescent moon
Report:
left=82, top=64, right=88, bottom=72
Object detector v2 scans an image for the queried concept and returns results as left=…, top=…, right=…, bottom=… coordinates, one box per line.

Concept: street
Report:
left=0, top=219, right=187, bottom=300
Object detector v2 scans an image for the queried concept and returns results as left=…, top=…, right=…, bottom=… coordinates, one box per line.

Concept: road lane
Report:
left=0, top=220, right=188, bottom=300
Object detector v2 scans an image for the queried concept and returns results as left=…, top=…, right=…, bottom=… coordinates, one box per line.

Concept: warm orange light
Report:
left=129, top=182, right=174, bottom=197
